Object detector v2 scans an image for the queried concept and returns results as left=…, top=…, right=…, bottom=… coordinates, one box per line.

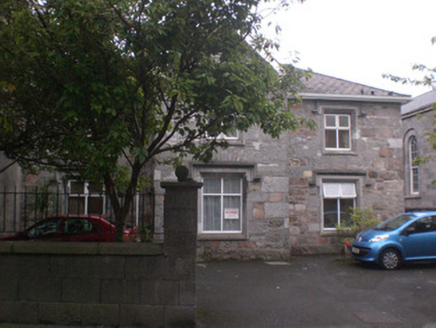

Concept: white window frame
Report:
left=408, top=136, right=419, bottom=195
left=324, top=113, right=352, bottom=151
left=200, top=176, right=243, bottom=233
left=322, top=181, right=357, bottom=230
left=206, top=123, right=239, bottom=140
left=215, top=130, right=239, bottom=140
left=67, top=180, right=107, bottom=215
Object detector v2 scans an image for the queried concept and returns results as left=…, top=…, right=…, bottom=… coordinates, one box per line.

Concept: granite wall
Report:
left=0, top=178, right=201, bottom=327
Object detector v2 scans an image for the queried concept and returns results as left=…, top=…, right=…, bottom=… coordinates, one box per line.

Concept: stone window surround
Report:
left=319, top=105, right=359, bottom=155
left=316, top=172, right=364, bottom=234
left=191, top=163, right=255, bottom=241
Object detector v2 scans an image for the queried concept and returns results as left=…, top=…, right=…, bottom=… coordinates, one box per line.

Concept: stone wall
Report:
left=155, top=126, right=293, bottom=261
left=288, top=100, right=405, bottom=254
left=0, top=178, right=201, bottom=327
left=402, top=108, right=436, bottom=210
left=154, top=100, right=406, bottom=259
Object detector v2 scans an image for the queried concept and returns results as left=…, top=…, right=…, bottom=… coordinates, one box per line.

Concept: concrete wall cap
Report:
left=0, top=241, right=163, bottom=256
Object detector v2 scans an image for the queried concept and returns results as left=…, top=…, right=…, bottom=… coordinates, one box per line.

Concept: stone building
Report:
left=0, top=72, right=413, bottom=260
left=155, top=72, right=410, bottom=260
left=401, top=90, right=436, bottom=211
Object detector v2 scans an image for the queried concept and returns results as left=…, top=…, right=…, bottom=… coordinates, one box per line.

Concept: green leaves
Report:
left=130, top=147, right=149, bottom=165
left=0, top=0, right=311, bottom=232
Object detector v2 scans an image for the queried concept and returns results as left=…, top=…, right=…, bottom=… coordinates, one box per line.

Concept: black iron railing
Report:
left=0, top=189, right=154, bottom=234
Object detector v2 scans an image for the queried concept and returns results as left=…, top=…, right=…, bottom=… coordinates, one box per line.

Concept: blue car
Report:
left=351, top=211, right=436, bottom=270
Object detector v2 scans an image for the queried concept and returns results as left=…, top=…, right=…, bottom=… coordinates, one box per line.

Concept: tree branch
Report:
left=0, top=159, right=18, bottom=174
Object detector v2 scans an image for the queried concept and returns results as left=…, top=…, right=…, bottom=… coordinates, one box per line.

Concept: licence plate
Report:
left=351, top=247, right=360, bottom=254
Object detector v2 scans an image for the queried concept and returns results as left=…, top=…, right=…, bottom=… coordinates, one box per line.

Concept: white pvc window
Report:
left=409, top=136, right=419, bottom=194
left=206, top=124, right=239, bottom=140
left=217, top=129, right=239, bottom=140
left=201, top=176, right=242, bottom=233
left=322, top=182, right=356, bottom=229
left=325, top=114, right=351, bottom=150
left=67, top=181, right=106, bottom=215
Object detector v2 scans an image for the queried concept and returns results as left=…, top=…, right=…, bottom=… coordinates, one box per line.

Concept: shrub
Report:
left=336, top=207, right=380, bottom=245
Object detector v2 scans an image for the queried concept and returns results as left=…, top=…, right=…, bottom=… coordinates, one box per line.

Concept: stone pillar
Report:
left=161, top=166, right=202, bottom=328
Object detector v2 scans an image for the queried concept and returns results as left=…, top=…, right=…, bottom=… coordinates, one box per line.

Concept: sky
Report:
left=260, top=0, right=436, bottom=97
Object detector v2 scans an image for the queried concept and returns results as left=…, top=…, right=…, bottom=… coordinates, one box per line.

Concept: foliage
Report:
left=25, top=180, right=58, bottom=220
left=336, top=207, right=380, bottom=244
left=384, top=36, right=436, bottom=180
left=0, top=0, right=310, bottom=240
left=139, top=222, right=154, bottom=243
left=383, top=36, right=436, bottom=89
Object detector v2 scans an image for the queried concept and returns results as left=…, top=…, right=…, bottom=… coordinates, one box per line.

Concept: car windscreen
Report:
left=375, top=213, right=416, bottom=231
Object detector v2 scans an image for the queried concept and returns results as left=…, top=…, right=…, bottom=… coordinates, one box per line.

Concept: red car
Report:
left=0, top=215, right=139, bottom=242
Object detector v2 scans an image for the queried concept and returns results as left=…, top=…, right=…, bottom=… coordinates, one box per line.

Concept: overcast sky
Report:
left=261, top=0, right=436, bottom=97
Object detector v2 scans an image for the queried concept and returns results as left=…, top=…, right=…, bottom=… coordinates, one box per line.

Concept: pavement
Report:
left=2, top=255, right=436, bottom=328
left=196, top=255, right=436, bottom=328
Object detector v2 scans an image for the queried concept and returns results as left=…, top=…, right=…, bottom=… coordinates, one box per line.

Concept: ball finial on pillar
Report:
left=175, top=165, right=189, bottom=182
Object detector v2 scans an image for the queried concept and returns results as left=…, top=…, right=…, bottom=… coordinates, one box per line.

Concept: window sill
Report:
left=198, top=232, right=247, bottom=241
left=322, top=150, right=357, bottom=156
left=201, top=139, right=245, bottom=147
left=225, top=141, right=245, bottom=147
left=405, top=195, right=421, bottom=200
left=320, top=230, right=340, bottom=237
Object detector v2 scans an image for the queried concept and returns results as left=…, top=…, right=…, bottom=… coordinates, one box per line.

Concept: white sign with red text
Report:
left=224, top=208, right=239, bottom=220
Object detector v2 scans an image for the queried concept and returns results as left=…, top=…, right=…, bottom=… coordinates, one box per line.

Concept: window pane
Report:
left=68, top=197, right=85, bottom=215
left=325, top=115, right=336, bottom=127
left=412, top=168, right=419, bottom=193
left=223, top=196, right=241, bottom=231
left=339, top=115, right=350, bottom=127
left=338, top=130, right=350, bottom=149
left=223, top=125, right=238, bottom=139
left=323, top=199, right=338, bottom=228
left=88, top=197, right=104, bottom=214
left=70, top=181, right=85, bottom=194
left=325, top=130, right=337, bottom=148
left=88, top=184, right=103, bottom=194
left=223, top=178, right=241, bottom=194
left=409, top=136, right=419, bottom=194
left=28, top=218, right=62, bottom=237
left=203, top=196, right=221, bottom=231
left=410, top=136, right=418, bottom=159
left=64, top=219, right=85, bottom=234
left=339, top=199, right=354, bottom=226
left=203, top=178, right=221, bottom=193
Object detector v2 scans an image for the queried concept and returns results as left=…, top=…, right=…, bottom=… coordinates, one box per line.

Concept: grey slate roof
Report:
left=401, top=90, right=436, bottom=116
left=303, top=71, right=409, bottom=98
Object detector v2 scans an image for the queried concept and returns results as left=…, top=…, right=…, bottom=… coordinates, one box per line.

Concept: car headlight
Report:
left=369, top=234, right=389, bottom=242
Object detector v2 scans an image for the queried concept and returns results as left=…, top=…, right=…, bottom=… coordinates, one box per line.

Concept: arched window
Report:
left=408, top=136, right=419, bottom=194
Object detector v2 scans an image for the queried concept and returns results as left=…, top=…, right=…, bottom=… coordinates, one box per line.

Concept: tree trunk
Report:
left=105, top=161, right=143, bottom=242
left=142, top=160, right=155, bottom=238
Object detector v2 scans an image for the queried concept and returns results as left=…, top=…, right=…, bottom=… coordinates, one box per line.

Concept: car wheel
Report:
left=379, top=248, right=402, bottom=270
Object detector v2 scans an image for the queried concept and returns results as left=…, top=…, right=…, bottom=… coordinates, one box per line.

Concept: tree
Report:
left=384, top=36, right=436, bottom=163
left=0, top=0, right=310, bottom=241
left=384, top=35, right=436, bottom=89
